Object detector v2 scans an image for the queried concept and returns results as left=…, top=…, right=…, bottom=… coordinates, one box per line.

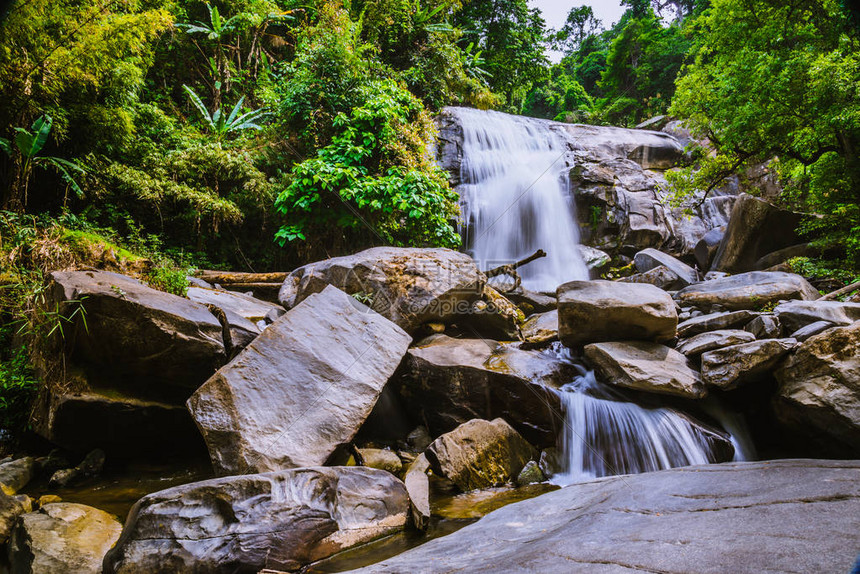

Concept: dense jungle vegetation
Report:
left=0, top=0, right=858, bottom=435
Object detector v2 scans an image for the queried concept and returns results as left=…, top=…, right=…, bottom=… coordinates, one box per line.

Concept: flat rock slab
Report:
left=187, top=286, right=280, bottom=322
left=584, top=341, right=706, bottom=399
left=426, top=418, right=537, bottom=492
left=188, top=285, right=411, bottom=475
left=399, top=335, right=576, bottom=448
left=10, top=503, right=122, bottom=574
left=341, top=460, right=860, bottom=574
left=557, top=280, right=677, bottom=347
left=103, top=467, right=409, bottom=574
left=675, top=271, right=819, bottom=311
left=676, top=329, right=756, bottom=357
left=774, top=300, right=860, bottom=333
left=701, top=338, right=796, bottom=390
left=634, top=247, right=698, bottom=286
left=775, top=322, right=860, bottom=451
left=278, top=247, right=485, bottom=333
left=520, top=309, right=558, bottom=347
left=677, top=310, right=758, bottom=338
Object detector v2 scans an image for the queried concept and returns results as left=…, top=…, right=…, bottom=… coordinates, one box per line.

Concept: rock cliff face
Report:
left=436, top=107, right=737, bottom=258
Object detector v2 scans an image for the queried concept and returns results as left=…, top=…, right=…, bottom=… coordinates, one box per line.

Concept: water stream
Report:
left=454, top=108, right=588, bottom=292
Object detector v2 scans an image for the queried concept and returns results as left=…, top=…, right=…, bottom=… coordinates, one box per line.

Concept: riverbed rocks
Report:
left=0, top=458, right=34, bottom=495
left=425, top=418, right=537, bottom=491
left=103, top=467, right=410, bottom=574
left=633, top=248, right=698, bottom=286
left=675, top=329, right=756, bottom=357
left=9, top=503, right=122, bottom=574
left=773, top=300, right=860, bottom=333
left=674, top=271, right=819, bottom=311
left=557, top=280, right=677, bottom=347
left=677, top=310, right=758, bottom=338
left=188, top=285, right=411, bottom=475
left=774, top=322, right=860, bottom=451
left=398, top=335, right=576, bottom=448
left=278, top=247, right=485, bottom=333
left=342, top=460, right=860, bottom=574
left=520, top=309, right=558, bottom=347
left=701, top=338, right=797, bottom=390
left=584, top=341, right=706, bottom=399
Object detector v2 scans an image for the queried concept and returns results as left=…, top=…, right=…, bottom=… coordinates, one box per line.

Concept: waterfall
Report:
left=454, top=108, right=588, bottom=292
left=550, top=359, right=746, bottom=486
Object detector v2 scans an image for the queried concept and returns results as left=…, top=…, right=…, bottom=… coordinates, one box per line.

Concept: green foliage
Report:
left=787, top=257, right=859, bottom=286
left=671, top=0, right=860, bottom=269
left=146, top=265, right=191, bottom=296
left=182, top=85, right=268, bottom=140
left=275, top=79, right=460, bottom=250
left=0, top=340, right=38, bottom=436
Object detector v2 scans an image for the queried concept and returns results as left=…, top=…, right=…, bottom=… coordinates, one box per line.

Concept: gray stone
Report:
left=774, top=300, right=860, bottom=333
left=188, top=285, right=411, bottom=475
left=406, top=426, right=433, bottom=453
left=463, top=286, right=524, bottom=341
left=557, top=280, right=677, bottom=347
left=619, top=265, right=686, bottom=290
left=355, top=448, right=402, bottom=475
left=701, top=339, right=797, bottom=390
left=520, top=309, right=558, bottom=348
left=538, top=448, right=561, bottom=477
left=694, top=227, right=724, bottom=270
left=426, top=418, right=537, bottom=492
left=341, top=460, right=860, bottom=574
left=515, top=460, right=545, bottom=486
left=775, top=323, right=860, bottom=450
left=677, top=310, right=758, bottom=338
left=187, top=286, right=280, bottom=323
left=575, top=245, right=611, bottom=271
left=584, top=341, right=706, bottom=399
left=790, top=320, right=835, bottom=342
left=399, top=335, right=576, bottom=448
left=0, top=458, right=34, bottom=495
left=676, top=329, right=756, bottom=357
left=0, top=490, right=29, bottom=543
left=745, top=314, right=781, bottom=339
left=10, top=503, right=122, bottom=574
left=48, top=449, right=105, bottom=489
left=278, top=247, right=485, bottom=333
left=675, top=271, right=819, bottom=311
left=504, top=290, right=556, bottom=315
left=633, top=248, right=698, bottom=286
left=403, top=454, right=431, bottom=530
left=712, top=194, right=805, bottom=273
left=103, top=467, right=409, bottom=574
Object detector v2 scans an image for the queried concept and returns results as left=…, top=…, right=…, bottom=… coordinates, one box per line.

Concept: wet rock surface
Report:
left=103, top=467, right=409, bottom=574
left=701, top=338, right=797, bottom=390
left=675, top=271, right=818, bottom=311
left=584, top=341, right=706, bottom=399
left=342, top=460, right=860, bottom=574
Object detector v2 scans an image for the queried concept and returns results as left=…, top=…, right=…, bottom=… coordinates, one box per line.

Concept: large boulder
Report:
left=583, top=341, right=706, bottom=399
left=619, top=265, right=687, bottom=291
left=103, top=467, right=409, bottom=574
left=0, top=458, right=34, bottom=495
left=674, top=271, right=819, bottom=311
left=425, top=418, right=537, bottom=491
left=32, top=270, right=227, bottom=455
left=700, top=339, right=797, bottom=390
left=341, top=460, right=860, bottom=574
left=45, top=270, right=226, bottom=391
left=773, top=300, right=860, bottom=333
left=9, top=503, right=122, bottom=574
left=398, top=335, right=577, bottom=448
left=278, top=247, right=485, bottom=333
left=188, top=285, right=411, bottom=475
left=711, top=194, right=805, bottom=273
left=633, top=248, right=698, bottom=286
left=520, top=309, right=558, bottom=348
left=186, top=286, right=280, bottom=323
left=774, top=322, right=860, bottom=450
left=557, top=280, right=677, bottom=347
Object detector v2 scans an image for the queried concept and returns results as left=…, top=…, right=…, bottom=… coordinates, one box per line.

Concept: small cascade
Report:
left=550, top=359, right=748, bottom=486
left=453, top=108, right=588, bottom=292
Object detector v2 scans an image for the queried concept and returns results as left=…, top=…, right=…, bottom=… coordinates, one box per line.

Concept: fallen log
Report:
left=818, top=280, right=860, bottom=301
left=483, top=249, right=547, bottom=293
left=195, top=270, right=288, bottom=285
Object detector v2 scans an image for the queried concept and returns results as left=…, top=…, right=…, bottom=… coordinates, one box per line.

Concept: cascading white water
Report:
left=454, top=108, right=588, bottom=292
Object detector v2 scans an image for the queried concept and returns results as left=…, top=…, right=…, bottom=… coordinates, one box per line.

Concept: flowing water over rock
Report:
left=543, top=345, right=749, bottom=485
left=453, top=108, right=588, bottom=292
